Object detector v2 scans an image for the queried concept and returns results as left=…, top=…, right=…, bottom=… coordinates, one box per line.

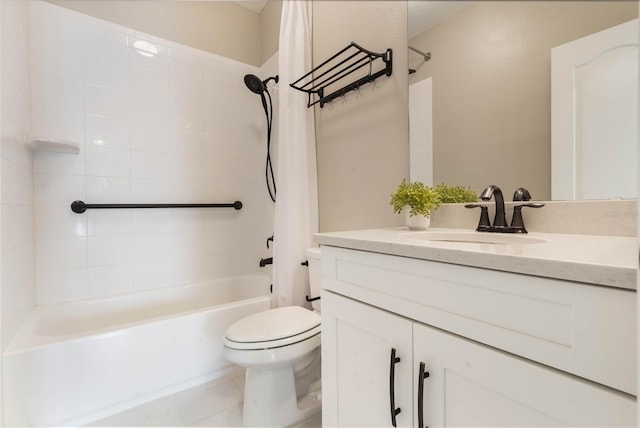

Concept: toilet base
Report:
left=241, top=352, right=321, bottom=427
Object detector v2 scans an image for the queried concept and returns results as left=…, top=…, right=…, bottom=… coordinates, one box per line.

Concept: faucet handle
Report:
left=510, top=203, right=545, bottom=233
left=465, top=203, right=491, bottom=231
left=513, top=187, right=532, bottom=201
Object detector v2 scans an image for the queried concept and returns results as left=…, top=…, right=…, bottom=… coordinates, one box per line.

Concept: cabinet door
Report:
left=414, top=323, right=636, bottom=427
left=322, top=291, right=413, bottom=427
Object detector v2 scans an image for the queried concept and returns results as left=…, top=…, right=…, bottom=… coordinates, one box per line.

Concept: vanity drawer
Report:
left=321, top=246, right=636, bottom=395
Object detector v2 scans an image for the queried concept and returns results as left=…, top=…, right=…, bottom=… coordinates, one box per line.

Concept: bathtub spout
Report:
left=259, top=257, right=273, bottom=267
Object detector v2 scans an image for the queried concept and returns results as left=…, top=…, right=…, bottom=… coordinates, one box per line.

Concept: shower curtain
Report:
left=273, top=0, right=318, bottom=308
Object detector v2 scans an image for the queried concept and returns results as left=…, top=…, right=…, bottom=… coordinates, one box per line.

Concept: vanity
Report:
left=315, top=227, right=637, bottom=426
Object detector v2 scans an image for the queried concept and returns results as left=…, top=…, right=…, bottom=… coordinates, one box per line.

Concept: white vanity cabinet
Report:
left=320, top=245, right=636, bottom=427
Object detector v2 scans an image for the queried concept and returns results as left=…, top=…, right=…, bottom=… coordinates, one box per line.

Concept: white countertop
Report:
left=315, top=228, right=638, bottom=290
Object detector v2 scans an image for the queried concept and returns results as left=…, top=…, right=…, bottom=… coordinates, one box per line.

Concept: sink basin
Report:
left=402, top=231, right=547, bottom=245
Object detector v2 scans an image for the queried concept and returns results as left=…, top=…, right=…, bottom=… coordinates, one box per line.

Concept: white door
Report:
left=322, top=291, right=413, bottom=427
left=551, top=19, right=638, bottom=200
left=413, top=323, right=636, bottom=427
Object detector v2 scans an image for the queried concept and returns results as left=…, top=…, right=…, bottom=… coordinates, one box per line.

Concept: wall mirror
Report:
left=408, top=1, right=638, bottom=201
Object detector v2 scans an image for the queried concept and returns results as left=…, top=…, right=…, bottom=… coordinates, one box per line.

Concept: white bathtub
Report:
left=2, top=274, right=272, bottom=427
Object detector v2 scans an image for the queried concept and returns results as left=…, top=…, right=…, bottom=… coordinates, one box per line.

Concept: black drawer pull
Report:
left=389, top=348, right=402, bottom=427
left=418, top=361, right=430, bottom=428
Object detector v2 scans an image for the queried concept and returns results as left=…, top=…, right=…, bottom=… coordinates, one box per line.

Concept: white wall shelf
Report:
left=28, top=138, right=80, bottom=154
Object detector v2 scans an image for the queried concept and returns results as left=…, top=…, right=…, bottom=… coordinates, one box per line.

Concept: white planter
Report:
left=404, top=208, right=430, bottom=230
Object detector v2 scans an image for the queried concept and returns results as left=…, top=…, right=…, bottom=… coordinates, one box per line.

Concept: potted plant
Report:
left=390, top=179, right=441, bottom=230
left=434, top=183, right=478, bottom=204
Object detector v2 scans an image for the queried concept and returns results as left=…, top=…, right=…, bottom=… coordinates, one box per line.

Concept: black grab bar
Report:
left=71, top=200, right=242, bottom=214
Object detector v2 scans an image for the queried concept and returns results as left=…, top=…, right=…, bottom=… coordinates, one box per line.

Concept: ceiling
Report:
left=234, top=0, right=268, bottom=13
left=408, top=1, right=471, bottom=39
left=232, top=1, right=471, bottom=37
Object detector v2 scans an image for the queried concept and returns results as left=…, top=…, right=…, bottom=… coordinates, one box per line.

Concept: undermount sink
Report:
left=402, top=231, right=547, bottom=245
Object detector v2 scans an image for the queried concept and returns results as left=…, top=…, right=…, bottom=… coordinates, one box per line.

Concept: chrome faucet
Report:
left=480, top=185, right=507, bottom=228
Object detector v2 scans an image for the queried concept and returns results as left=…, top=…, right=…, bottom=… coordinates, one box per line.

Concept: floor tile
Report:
left=192, top=403, right=242, bottom=427
left=172, top=377, right=243, bottom=426
left=87, top=396, right=183, bottom=426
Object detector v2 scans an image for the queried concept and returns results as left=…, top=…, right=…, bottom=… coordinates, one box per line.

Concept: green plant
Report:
left=390, top=179, right=441, bottom=218
left=435, top=183, right=478, bottom=204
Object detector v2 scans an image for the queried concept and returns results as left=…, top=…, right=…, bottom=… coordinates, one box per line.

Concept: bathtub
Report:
left=2, top=274, right=272, bottom=427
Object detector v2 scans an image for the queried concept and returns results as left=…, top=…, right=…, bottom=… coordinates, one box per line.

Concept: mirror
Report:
left=408, top=1, right=638, bottom=200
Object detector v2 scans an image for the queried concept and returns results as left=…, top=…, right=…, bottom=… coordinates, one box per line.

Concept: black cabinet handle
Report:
left=389, top=348, right=402, bottom=427
left=418, top=361, right=430, bottom=428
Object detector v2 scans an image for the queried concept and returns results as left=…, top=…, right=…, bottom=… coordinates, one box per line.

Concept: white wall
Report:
left=1, top=0, right=35, bottom=350
left=30, top=2, right=274, bottom=304
left=314, top=1, right=409, bottom=232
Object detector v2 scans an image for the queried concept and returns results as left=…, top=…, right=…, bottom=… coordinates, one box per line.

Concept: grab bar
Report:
left=71, top=200, right=242, bottom=214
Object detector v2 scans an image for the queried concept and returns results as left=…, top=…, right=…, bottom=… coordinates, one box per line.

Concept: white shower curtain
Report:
left=273, top=0, right=318, bottom=308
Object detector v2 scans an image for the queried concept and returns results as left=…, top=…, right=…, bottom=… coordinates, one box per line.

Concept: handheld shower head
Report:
left=244, top=74, right=279, bottom=94
left=244, top=74, right=265, bottom=94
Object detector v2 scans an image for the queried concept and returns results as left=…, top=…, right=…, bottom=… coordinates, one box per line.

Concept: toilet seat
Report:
left=224, top=306, right=321, bottom=351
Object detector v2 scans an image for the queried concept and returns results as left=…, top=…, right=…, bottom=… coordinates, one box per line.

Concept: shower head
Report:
left=244, top=74, right=265, bottom=94
left=244, top=74, right=279, bottom=94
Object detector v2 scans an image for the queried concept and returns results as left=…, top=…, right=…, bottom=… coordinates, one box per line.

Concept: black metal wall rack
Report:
left=70, top=200, right=243, bottom=214
left=290, top=42, right=393, bottom=108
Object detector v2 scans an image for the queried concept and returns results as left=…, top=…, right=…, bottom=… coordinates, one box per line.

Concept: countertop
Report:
left=314, top=228, right=638, bottom=290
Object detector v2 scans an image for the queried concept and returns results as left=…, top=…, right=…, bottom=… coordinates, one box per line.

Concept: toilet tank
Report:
left=306, top=247, right=322, bottom=312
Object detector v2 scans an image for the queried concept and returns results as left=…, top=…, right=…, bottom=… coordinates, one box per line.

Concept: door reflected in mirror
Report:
left=408, top=1, right=638, bottom=200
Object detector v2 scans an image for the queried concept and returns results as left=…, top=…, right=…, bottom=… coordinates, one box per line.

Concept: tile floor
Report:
left=87, top=367, right=322, bottom=427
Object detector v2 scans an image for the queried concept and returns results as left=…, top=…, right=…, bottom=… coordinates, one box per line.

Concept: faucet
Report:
left=469, top=186, right=545, bottom=233
left=259, top=257, right=273, bottom=267
left=480, top=185, right=508, bottom=228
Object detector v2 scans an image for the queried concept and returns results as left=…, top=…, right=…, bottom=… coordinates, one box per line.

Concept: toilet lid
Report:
left=224, top=306, right=321, bottom=350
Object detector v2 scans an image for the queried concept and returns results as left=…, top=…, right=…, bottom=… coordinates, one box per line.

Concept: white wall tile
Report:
left=30, top=39, right=82, bottom=82
left=84, top=53, right=128, bottom=89
left=37, top=268, right=88, bottom=304
left=1, top=243, right=35, bottom=297
left=85, top=83, right=129, bottom=118
left=86, top=146, right=131, bottom=178
left=31, top=107, right=84, bottom=144
left=87, top=210, right=133, bottom=237
left=29, top=1, right=82, bottom=48
left=87, top=235, right=133, bottom=266
left=169, top=256, right=206, bottom=286
left=86, top=176, right=132, bottom=204
left=3, top=0, right=35, bottom=348
left=82, top=25, right=129, bottom=61
left=132, top=150, right=172, bottom=179
left=29, top=2, right=274, bottom=304
left=35, top=205, right=87, bottom=239
left=37, top=237, right=87, bottom=271
left=2, top=276, right=36, bottom=347
left=31, top=70, right=83, bottom=111
left=131, top=209, right=173, bottom=235
left=131, top=178, right=175, bottom=204
left=133, top=234, right=172, bottom=263
left=34, top=174, right=86, bottom=206
left=88, top=264, right=133, bottom=297
left=171, top=101, right=204, bottom=131
left=85, top=114, right=130, bottom=149
left=33, top=149, right=86, bottom=176
left=2, top=158, right=34, bottom=205
left=133, top=259, right=176, bottom=291
left=173, top=128, right=205, bottom=155
left=130, top=37, right=168, bottom=73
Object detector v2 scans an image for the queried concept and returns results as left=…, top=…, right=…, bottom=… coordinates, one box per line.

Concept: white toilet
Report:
left=222, top=247, right=322, bottom=427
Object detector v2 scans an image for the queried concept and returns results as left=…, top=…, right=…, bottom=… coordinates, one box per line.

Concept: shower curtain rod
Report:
left=70, top=200, right=243, bottom=214
left=409, top=46, right=431, bottom=61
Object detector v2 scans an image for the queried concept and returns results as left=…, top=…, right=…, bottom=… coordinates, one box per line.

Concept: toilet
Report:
left=222, top=247, right=322, bottom=427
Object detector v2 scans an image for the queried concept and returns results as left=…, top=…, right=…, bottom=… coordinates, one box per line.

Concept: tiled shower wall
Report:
left=1, top=0, right=35, bottom=349
left=31, top=2, right=274, bottom=304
